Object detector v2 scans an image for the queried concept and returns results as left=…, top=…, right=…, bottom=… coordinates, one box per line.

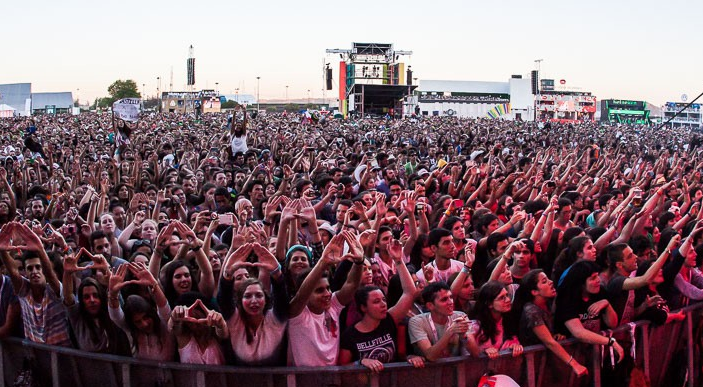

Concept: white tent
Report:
left=0, top=104, right=15, bottom=118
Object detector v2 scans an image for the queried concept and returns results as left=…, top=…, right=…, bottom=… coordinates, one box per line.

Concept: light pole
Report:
left=142, top=84, right=145, bottom=99
left=215, top=82, right=219, bottom=95
left=156, top=77, right=161, bottom=112
left=235, top=88, right=239, bottom=104
left=286, top=85, right=289, bottom=101
left=307, top=89, right=311, bottom=106
left=256, top=76, right=260, bottom=112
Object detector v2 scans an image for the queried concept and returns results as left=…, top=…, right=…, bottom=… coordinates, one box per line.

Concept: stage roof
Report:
left=351, top=84, right=416, bottom=106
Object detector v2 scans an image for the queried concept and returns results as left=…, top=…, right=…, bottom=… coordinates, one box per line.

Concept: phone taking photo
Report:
left=218, top=214, right=234, bottom=226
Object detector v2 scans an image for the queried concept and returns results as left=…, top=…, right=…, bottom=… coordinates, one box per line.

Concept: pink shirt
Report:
left=178, top=336, right=225, bottom=365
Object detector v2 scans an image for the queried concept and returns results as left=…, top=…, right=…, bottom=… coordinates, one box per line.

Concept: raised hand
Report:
left=251, top=243, right=279, bottom=272
left=108, top=264, right=129, bottom=293
left=297, top=199, right=317, bottom=224
left=375, top=197, right=388, bottom=218
left=358, top=230, right=377, bottom=250
left=14, top=222, right=43, bottom=252
left=388, top=239, right=403, bottom=262
left=63, top=251, right=86, bottom=274
left=173, top=221, right=200, bottom=248
left=223, top=243, right=253, bottom=277
left=155, top=222, right=181, bottom=252
left=341, top=230, right=364, bottom=262
left=125, top=262, right=158, bottom=287
left=464, top=243, right=476, bottom=268
left=320, top=233, right=346, bottom=266
left=0, top=222, right=17, bottom=251
left=133, top=211, right=146, bottom=226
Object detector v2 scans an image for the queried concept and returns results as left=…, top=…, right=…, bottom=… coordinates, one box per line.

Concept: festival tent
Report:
left=0, top=104, right=15, bottom=118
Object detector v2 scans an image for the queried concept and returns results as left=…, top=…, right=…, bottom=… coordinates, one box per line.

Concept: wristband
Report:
left=271, top=264, right=282, bottom=275
left=608, top=337, right=616, bottom=347
left=191, top=245, right=202, bottom=252
left=461, top=266, right=472, bottom=274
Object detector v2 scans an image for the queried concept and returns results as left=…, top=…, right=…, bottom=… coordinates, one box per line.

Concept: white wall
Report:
left=417, top=102, right=494, bottom=118
left=508, top=78, right=533, bottom=121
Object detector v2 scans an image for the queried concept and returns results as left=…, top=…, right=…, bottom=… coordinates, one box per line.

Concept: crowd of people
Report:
left=0, top=110, right=701, bottom=384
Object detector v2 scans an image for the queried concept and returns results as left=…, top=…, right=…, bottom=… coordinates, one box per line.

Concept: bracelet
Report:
left=608, top=337, right=616, bottom=347
left=567, top=355, right=574, bottom=365
left=461, top=266, right=472, bottom=274
left=191, top=245, right=202, bottom=252
left=353, top=259, right=365, bottom=265
left=665, top=248, right=672, bottom=255
left=271, top=264, right=282, bottom=275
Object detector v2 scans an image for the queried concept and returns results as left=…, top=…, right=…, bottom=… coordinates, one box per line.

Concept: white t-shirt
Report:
left=415, top=259, right=464, bottom=285
left=288, top=293, right=345, bottom=366
left=231, top=133, right=248, bottom=154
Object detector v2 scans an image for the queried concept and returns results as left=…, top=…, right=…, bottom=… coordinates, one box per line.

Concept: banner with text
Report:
left=113, top=98, right=141, bottom=122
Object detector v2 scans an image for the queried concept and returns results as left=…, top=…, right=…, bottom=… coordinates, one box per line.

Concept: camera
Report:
left=218, top=214, right=234, bottom=225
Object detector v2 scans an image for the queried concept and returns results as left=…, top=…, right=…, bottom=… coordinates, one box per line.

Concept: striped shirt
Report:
left=17, top=279, right=71, bottom=347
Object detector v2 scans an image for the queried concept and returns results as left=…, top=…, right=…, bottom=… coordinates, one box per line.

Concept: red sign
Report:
left=560, top=79, right=566, bottom=84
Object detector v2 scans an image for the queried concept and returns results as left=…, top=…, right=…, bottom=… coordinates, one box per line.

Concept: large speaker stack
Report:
left=187, top=58, right=195, bottom=86
left=531, top=70, right=539, bottom=95
left=326, top=66, right=333, bottom=90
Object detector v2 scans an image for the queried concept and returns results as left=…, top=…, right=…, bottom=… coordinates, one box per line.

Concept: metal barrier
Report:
left=0, top=304, right=700, bottom=387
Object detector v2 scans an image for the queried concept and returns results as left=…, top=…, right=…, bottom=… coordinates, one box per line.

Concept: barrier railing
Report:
left=1, top=303, right=701, bottom=387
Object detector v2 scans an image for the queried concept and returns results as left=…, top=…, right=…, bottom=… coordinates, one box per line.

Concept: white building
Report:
left=413, top=77, right=533, bottom=120
left=662, top=102, right=701, bottom=129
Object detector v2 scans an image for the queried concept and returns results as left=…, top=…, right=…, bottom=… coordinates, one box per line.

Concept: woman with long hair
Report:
left=510, top=269, right=587, bottom=377
left=218, top=243, right=288, bottom=366
left=551, top=236, right=596, bottom=285
left=468, top=281, right=523, bottom=359
left=339, top=239, right=422, bottom=371
left=169, top=291, right=228, bottom=365
left=554, top=260, right=624, bottom=363
left=62, top=256, right=130, bottom=355
left=108, top=262, right=175, bottom=361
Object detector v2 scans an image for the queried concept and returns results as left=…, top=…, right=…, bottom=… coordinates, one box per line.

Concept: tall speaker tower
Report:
left=187, top=45, right=195, bottom=86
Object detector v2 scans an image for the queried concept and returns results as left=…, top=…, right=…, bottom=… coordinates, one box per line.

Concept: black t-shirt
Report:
left=340, top=313, right=398, bottom=363
left=606, top=273, right=635, bottom=325
left=555, top=287, right=608, bottom=336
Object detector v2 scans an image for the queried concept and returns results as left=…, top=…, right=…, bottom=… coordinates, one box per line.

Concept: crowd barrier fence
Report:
left=1, top=303, right=701, bottom=387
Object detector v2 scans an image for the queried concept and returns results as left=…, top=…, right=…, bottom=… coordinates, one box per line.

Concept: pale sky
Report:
left=2, top=0, right=700, bottom=106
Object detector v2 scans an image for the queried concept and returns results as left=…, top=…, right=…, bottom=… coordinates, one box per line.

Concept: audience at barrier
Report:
left=0, top=111, right=702, bottom=384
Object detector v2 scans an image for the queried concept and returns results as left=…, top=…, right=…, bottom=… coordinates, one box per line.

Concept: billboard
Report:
left=540, top=79, right=554, bottom=91
left=536, top=94, right=596, bottom=122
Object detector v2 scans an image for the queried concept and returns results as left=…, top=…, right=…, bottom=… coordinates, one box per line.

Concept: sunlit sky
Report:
left=1, top=0, right=700, bottom=106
